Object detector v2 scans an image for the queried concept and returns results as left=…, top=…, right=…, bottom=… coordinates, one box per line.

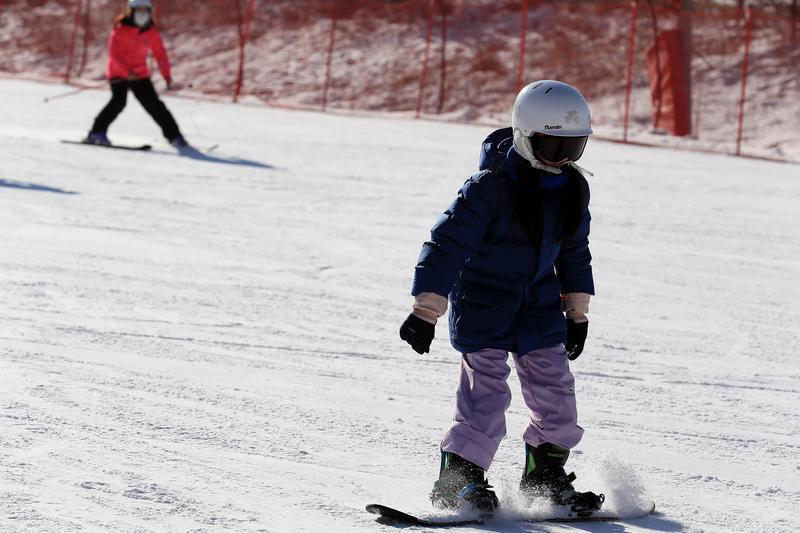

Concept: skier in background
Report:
left=85, top=0, right=188, bottom=147
left=400, top=80, right=603, bottom=515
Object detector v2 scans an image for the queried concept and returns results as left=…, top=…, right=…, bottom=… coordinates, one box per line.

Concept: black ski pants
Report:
left=91, top=78, right=182, bottom=141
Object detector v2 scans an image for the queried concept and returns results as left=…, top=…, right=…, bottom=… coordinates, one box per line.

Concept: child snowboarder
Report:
left=85, top=0, right=188, bottom=148
left=400, top=80, right=603, bottom=515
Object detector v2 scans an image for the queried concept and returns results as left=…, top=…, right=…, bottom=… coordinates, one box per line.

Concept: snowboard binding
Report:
left=430, top=451, right=499, bottom=515
left=519, top=443, right=604, bottom=516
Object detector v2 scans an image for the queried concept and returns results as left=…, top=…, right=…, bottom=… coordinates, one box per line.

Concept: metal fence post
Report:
left=415, top=0, right=436, bottom=119
left=436, top=0, right=448, bottom=115
left=321, top=7, right=338, bottom=112
left=77, top=0, right=92, bottom=78
left=516, top=0, right=529, bottom=93
left=623, top=0, right=638, bottom=143
left=233, top=0, right=256, bottom=103
left=64, top=0, right=84, bottom=84
left=735, top=6, right=752, bottom=156
left=646, top=0, right=664, bottom=127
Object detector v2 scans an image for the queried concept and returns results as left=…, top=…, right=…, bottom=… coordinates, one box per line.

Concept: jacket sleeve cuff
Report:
left=561, top=292, right=591, bottom=324
left=412, top=292, right=449, bottom=325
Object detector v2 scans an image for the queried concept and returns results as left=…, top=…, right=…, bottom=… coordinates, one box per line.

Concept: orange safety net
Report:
left=0, top=0, right=797, bottom=162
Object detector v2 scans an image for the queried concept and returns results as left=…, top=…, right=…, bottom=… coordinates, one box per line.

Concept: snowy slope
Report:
left=0, top=79, right=798, bottom=532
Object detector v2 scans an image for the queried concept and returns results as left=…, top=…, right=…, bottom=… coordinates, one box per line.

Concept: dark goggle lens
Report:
left=531, top=135, right=588, bottom=164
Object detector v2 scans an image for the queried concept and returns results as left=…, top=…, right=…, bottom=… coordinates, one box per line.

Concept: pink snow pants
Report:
left=440, top=345, right=583, bottom=471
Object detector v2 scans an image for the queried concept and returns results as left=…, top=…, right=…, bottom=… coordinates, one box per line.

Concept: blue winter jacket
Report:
left=411, top=127, right=594, bottom=355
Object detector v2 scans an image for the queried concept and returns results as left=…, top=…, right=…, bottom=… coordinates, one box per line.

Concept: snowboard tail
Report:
left=366, top=501, right=656, bottom=526
left=366, top=504, right=482, bottom=527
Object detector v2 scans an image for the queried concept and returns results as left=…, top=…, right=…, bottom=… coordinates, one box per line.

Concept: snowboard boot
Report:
left=519, top=443, right=604, bottom=515
left=430, top=451, right=499, bottom=515
left=85, top=131, right=111, bottom=146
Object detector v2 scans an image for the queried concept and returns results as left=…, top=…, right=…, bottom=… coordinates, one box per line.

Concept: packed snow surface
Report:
left=0, top=79, right=798, bottom=532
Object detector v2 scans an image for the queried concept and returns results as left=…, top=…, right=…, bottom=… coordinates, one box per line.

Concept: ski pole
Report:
left=43, top=84, right=104, bottom=103
left=165, top=82, right=194, bottom=92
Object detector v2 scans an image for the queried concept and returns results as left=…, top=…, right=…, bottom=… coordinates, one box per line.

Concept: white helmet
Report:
left=512, top=80, right=592, bottom=168
left=129, top=0, right=152, bottom=9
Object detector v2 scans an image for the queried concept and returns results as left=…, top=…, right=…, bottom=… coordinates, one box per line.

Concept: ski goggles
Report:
left=530, top=133, right=588, bottom=165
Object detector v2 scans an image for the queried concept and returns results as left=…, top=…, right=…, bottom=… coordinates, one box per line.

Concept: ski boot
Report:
left=519, top=443, right=604, bottom=516
left=430, top=451, right=498, bottom=515
left=85, top=131, right=111, bottom=146
left=170, top=134, right=189, bottom=148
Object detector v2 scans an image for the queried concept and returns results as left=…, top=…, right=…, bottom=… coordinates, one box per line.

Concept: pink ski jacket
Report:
left=106, top=20, right=171, bottom=82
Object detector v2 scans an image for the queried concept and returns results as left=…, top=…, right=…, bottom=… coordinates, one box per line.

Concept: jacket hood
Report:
left=479, top=127, right=564, bottom=183
left=479, top=127, right=514, bottom=173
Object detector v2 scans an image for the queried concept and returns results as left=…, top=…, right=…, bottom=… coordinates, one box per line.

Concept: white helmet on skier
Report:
left=129, top=0, right=153, bottom=28
left=512, top=80, right=592, bottom=168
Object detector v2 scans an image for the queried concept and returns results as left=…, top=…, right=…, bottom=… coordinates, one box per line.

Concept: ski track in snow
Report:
left=0, top=79, right=798, bottom=532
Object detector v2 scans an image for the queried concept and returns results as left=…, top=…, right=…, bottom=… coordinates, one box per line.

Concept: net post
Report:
left=77, top=0, right=92, bottom=78
left=436, top=0, right=448, bottom=115
left=234, top=0, right=256, bottom=103
left=321, top=5, right=339, bottom=112
left=516, top=0, right=529, bottom=93
left=415, top=0, right=436, bottom=119
left=65, top=0, right=84, bottom=84
left=735, top=6, right=753, bottom=157
left=623, top=0, right=638, bottom=143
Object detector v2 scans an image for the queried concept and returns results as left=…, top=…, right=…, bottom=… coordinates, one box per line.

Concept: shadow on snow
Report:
left=169, top=145, right=276, bottom=169
left=0, top=179, right=78, bottom=195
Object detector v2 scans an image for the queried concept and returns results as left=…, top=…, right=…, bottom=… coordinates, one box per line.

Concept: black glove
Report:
left=566, top=319, right=588, bottom=360
left=400, top=314, right=435, bottom=355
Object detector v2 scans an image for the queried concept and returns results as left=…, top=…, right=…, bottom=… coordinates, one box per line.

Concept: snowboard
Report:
left=61, top=140, right=152, bottom=151
left=366, top=501, right=656, bottom=527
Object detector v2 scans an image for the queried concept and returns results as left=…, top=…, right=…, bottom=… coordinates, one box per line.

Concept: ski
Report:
left=61, top=140, right=152, bottom=151
left=366, top=501, right=656, bottom=526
